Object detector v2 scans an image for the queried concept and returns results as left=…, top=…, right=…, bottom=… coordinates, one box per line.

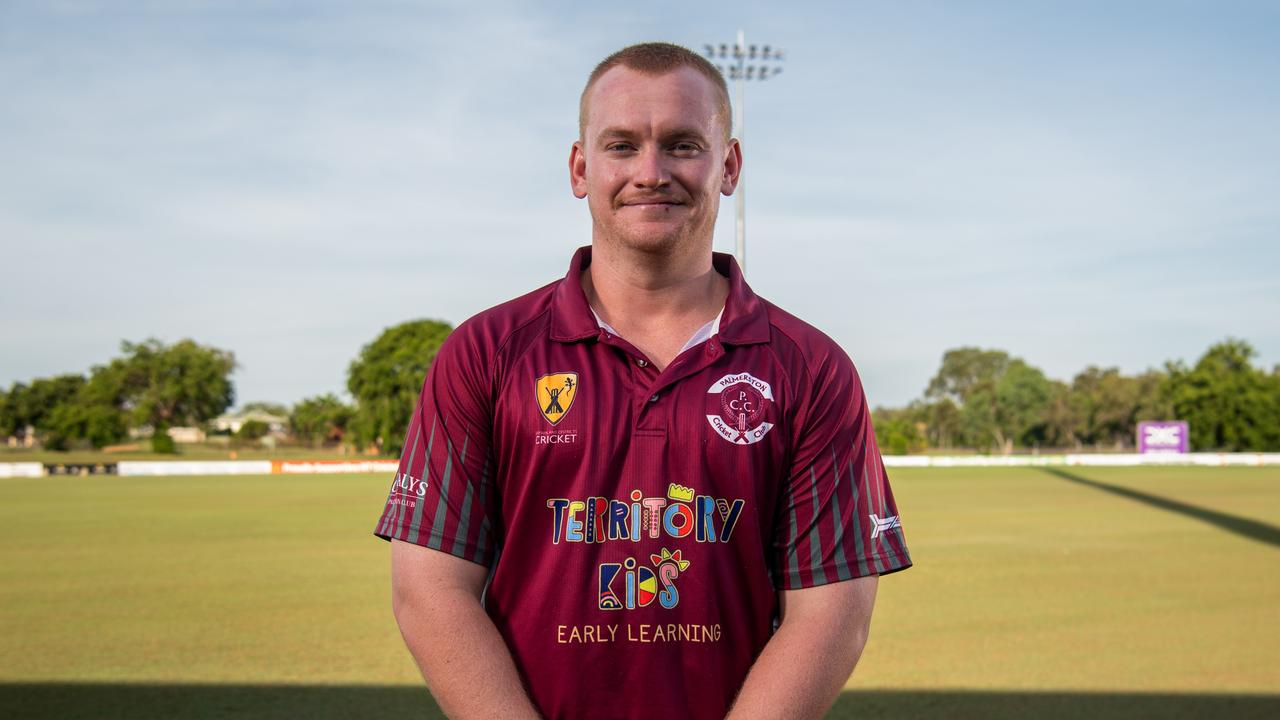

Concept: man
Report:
left=375, top=42, right=911, bottom=719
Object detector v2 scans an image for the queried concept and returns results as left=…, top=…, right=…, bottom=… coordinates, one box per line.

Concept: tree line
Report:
left=0, top=319, right=452, bottom=456
left=872, top=338, right=1280, bottom=454
left=0, top=339, right=235, bottom=452
left=4, top=328, right=1276, bottom=457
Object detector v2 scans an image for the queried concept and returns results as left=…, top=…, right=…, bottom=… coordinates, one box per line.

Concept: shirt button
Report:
left=649, top=394, right=659, bottom=403
left=636, top=358, right=648, bottom=367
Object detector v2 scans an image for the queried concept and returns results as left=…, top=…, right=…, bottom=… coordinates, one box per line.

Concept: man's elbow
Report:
left=392, top=577, right=486, bottom=642
left=827, top=605, right=875, bottom=678
left=844, top=622, right=872, bottom=674
left=390, top=581, right=413, bottom=627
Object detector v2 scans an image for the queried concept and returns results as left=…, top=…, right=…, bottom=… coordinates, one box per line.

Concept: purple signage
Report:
left=1137, top=421, right=1190, bottom=454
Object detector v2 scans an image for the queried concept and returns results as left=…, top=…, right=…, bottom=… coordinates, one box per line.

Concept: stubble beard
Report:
left=594, top=198, right=720, bottom=261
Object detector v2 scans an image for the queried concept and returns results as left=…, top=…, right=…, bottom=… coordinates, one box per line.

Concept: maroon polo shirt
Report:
left=375, top=246, right=911, bottom=720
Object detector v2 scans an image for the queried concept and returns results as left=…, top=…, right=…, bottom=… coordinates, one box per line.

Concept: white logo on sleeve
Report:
left=869, top=514, right=901, bottom=539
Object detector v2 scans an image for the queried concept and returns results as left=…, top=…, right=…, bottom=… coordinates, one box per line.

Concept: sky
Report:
left=2, top=0, right=1278, bottom=409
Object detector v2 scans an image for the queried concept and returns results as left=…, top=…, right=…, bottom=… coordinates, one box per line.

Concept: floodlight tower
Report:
left=703, top=31, right=785, bottom=274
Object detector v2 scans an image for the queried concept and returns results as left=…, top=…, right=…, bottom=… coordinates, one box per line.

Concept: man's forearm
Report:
left=727, top=578, right=878, bottom=720
left=394, top=587, right=541, bottom=720
left=726, top=617, right=866, bottom=720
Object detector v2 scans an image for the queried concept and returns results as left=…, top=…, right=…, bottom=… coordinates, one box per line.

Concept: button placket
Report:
left=644, top=339, right=726, bottom=402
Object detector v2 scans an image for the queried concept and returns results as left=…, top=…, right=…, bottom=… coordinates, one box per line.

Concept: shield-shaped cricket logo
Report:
left=535, top=372, right=579, bottom=425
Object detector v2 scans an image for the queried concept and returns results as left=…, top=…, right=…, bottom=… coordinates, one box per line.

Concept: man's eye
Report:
left=671, top=143, right=701, bottom=155
left=606, top=143, right=634, bottom=152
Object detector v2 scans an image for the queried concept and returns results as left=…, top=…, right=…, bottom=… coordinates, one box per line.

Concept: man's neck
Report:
left=582, top=239, right=729, bottom=369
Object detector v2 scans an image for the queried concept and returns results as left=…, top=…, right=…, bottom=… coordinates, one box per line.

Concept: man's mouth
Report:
left=622, top=200, right=683, bottom=208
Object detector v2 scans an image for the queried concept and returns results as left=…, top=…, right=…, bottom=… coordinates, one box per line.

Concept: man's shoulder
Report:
left=443, top=280, right=561, bottom=360
left=759, top=297, right=855, bottom=376
left=756, top=297, right=870, bottom=412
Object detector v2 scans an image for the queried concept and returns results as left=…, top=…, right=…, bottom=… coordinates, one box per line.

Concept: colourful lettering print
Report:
left=597, top=551, right=688, bottom=610
left=545, top=489, right=744, bottom=545
left=545, top=487, right=743, bottom=612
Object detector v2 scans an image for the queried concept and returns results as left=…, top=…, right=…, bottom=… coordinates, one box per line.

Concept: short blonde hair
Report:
left=579, top=42, right=732, bottom=142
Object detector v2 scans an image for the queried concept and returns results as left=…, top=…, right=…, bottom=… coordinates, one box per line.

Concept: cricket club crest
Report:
left=705, top=372, right=775, bottom=445
left=536, top=372, right=579, bottom=425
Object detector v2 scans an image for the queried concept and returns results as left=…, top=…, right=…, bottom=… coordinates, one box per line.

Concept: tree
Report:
left=290, top=394, right=354, bottom=447
left=922, top=349, right=1058, bottom=453
left=236, top=419, right=270, bottom=440
left=991, top=362, right=1056, bottom=449
left=50, top=358, right=134, bottom=449
left=925, top=348, right=1012, bottom=406
left=122, top=339, right=236, bottom=426
left=112, top=339, right=237, bottom=452
left=5, top=366, right=131, bottom=450
left=348, top=319, right=453, bottom=455
left=4, top=375, right=87, bottom=449
left=2, top=339, right=234, bottom=452
left=1164, top=338, right=1280, bottom=451
left=1038, top=380, right=1078, bottom=449
left=1069, top=367, right=1174, bottom=449
left=922, top=348, right=1014, bottom=450
left=0, top=386, right=13, bottom=438
left=45, top=401, right=128, bottom=450
left=7, top=375, right=85, bottom=434
left=872, top=406, right=927, bottom=455
left=1132, top=370, right=1174, bottom=424
left=1070, top=367, right=1137, bottom=448
left=913, top=398, right=960, bottom=450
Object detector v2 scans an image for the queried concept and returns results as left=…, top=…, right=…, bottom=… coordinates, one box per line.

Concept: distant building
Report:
left=212, top=410, right=289, bottom=435
left=126, top=425, right=208, bottom=443
left=167, top=427, right=206, bottom=444
left=3, top=426, right=37, bottom=448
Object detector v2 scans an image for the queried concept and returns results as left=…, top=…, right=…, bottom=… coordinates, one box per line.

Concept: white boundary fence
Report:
left=117, top=461, right=274, bottom=476
left=0, top=462, right=43, bottom=478
left=882, top=453, right=1280, bottom=468
left=4, top=453, right=1279, bottom=478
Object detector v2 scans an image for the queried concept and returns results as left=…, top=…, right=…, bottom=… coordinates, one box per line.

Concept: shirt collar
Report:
left=590, top=306, right=723, bottom=354
left=549, top=245, right=770, bottom=345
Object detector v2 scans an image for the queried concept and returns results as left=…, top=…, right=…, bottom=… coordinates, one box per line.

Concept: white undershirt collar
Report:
left=591, top=307, right=724, bottom=355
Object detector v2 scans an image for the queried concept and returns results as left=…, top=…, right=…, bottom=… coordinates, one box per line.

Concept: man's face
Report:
left=570, top=66, right=741, bottom=256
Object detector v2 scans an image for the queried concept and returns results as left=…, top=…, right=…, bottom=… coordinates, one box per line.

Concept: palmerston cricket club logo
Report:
left=705, top=372, right=775, bottom=445
left=536, top=372, right=579, bottom=425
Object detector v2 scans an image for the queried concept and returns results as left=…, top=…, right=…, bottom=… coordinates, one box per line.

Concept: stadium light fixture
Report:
left=703, top=30, right=785, bottom=275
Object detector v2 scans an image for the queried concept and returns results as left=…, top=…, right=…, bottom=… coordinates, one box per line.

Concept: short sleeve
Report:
left=772, top=350, right=912, bottom=589
left=373, top=327, right=498, bottom=567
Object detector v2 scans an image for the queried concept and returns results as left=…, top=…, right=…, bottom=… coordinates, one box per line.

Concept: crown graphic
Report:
left=650, top=547, right=691, bottom=572
left=666, top=483, right=694, bottom=502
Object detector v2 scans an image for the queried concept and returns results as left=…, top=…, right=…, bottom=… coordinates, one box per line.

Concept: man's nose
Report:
left=633, top=146, right=670, bottom=188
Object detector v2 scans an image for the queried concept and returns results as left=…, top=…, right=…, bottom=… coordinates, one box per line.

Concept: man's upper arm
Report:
left=780, top=575, right=878, bottom=635
left=391, top=538, right=488, bottom=609
left=773, top=346, right=912, bottom=589
left=374, top=326, right=498, bottom=567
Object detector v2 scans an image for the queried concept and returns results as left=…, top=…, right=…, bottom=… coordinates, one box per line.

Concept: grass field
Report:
left=1, top=466, right=1277, bottom=718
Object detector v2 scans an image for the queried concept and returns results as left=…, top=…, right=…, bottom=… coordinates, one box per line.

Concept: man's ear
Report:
left=569, top=140, right=589, bottom=199
left=721, top=138, right=743, bottom=196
